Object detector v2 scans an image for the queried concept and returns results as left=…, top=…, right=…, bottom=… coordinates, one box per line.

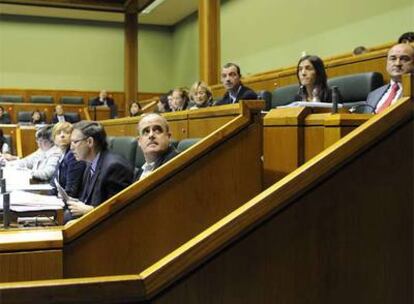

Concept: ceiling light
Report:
left=140, top=0, right=166, bottom=14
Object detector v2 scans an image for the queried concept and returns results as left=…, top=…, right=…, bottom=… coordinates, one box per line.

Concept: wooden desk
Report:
left=263, top=108, right=372, bottom=186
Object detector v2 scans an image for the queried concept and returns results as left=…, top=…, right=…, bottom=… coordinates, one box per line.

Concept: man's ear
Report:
left=86, top=137, right=94, bottom=148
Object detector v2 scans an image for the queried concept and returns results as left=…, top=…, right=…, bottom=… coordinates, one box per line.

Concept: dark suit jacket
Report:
left=80, top=150, right=133, bottom=207
left=215, top=85, right=257, bottom=106
left=90, top=97, right=115, bottom=107
left=0, top=114, right=11, bottom=124
left=50, top=149, right=86, bottom=198
left=90, top=97, right=118, bottom=118
left=363, top=84, right=389, bottom=113
left=51, top=114, right=73, bottom=124
left=134, top=146, right=179, bottom=181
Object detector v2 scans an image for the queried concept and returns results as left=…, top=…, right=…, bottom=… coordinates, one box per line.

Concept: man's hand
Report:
left=67, top=199, right=93, bottom=217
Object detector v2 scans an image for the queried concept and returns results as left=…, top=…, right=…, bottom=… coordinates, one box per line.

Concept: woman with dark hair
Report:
left=155, top=94, right=171, bottom=113
left=293, top=55, right=332, bottom=102
left=170, top=88, right=189, bottom=112
left=129, top=101, right=142, bottom=117
left=0, top=129, right=10, bottom=154
left=31, top=110, right=45, bottom=124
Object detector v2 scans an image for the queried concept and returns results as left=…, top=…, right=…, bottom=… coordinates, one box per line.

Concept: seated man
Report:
left=135, top=113, right=179, bottom=181
left=215, top=62, right=257, bottom=105
left=7, top=125, right=62, bottom=181
left=65, top=121, right=133, bottom=222
left=51, top=105, right=73, bottom=124
left=0, top=106, right=11, bottom=124
left=90, top=89, right=118, bottom=118
left=365, top=43, right=414, bottom=114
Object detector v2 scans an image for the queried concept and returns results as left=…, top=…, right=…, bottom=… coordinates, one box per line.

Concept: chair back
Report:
left=257, top=90, right=272, bottom=111
left=65, top=112, right=81, bottom=123
left=108, top=136, right=137, bottom=166
left=271, top=84, right=300, bottom=108
left=60, top=96, right=84, bottom=105
left=177, top=138, right=201, bottom=152
left=0, top=95, right=23, bottom=103
left=30, top=95, right=54, bottom=104
left=327, top=72, right=384, bottom=103
left=18, top=111, right=46, bottom=123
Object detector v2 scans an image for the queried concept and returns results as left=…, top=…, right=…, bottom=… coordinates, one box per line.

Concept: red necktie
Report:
left=376, top=83, right=399, bottom=114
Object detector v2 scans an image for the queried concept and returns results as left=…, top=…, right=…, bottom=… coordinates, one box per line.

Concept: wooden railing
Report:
left=0, top=82, right=411, bottom=303
left=210, top=43, right=391, bottom=98
left=0, top=101, right=264, bottom=284
left=0, top=88, right=162, bottom=118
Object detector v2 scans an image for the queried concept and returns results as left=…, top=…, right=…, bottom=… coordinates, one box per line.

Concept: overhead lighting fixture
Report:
left=140, top=0, right=167, bottom=14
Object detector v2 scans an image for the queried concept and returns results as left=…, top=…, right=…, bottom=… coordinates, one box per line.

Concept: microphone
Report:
left=331, top=86, right=340, bottom=114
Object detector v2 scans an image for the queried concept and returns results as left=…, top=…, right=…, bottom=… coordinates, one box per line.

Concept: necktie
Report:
left=376, top=83, right=399, bottom=114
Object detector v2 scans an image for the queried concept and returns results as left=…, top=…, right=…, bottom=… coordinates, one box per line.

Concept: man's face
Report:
left=221, top=65, right=241, bottom=91
left=171, top=90, right=184, bottom=111
left=56, top=105, right=64, bottom=115
left=99, top=90, right=107, bottom=99
left=386, top=44, right=414, bottom=82
left=138, top=115, right=171, bottom=162
left=70, top=129, right=91, bottom=161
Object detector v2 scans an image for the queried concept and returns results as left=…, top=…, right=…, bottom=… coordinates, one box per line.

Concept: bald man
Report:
left=365, top=43, right=414, bottom=113
left=135, top=113, right=179, bottom=181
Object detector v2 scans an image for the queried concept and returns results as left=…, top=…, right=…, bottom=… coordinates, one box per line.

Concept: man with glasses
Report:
left=135, top=113, right=178, bottom=181
left=364, top=43, right=414, bottom=114
left=65, top=121, right=133, bottom=222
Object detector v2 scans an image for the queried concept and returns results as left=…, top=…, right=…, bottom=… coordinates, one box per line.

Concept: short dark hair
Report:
left=398, top=32, right=414, bottom=43
left=35, top=125, right=53, bottom=144
left=223, top=62, right=241, bottom=76
left=72, top=121, right=108, bottom=151
left=353, top=46, right=368, bottom=55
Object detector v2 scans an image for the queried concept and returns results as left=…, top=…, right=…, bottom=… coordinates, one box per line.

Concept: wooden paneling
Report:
left=199, top=0, right=220, bottom=85
left=0, top=88, right=161, bottom=118
left=210, top=47, right=389, bottom=98
left=0, top=250, right=62, bottom=282
left=263, top=108, right=371, bottom=186
left=62, top=103, right=263, bottom=278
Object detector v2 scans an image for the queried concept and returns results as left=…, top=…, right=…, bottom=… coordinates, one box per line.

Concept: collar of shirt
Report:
left=229, top=85, right=242, bottom=103
left=90, top=152, right=101, bottom=174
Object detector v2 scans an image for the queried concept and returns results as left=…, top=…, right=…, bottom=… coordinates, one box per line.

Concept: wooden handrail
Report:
left=0, top=97, right=410, bottom=303
left=64, top=101, right=264, bottom=242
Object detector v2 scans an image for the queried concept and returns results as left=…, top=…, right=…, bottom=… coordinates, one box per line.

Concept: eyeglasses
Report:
left=71, top=137, right=88, bottom=145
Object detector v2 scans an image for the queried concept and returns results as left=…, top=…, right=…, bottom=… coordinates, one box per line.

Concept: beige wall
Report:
left=0, top=0, right=413, bottom=92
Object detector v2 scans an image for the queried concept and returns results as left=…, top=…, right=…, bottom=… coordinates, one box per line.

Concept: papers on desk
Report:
left=1, top=166, right=52, bottom=191
left=0, top=190, right=64, bottom=212
left=277, top=101, right=366, bottom=109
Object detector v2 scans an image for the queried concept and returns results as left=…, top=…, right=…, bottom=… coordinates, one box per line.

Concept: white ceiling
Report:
left=0, top=0, right=199, bottom=26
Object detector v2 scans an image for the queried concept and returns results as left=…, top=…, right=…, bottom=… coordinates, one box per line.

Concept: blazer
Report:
left=90, top=97, right=115, bottom=107
left=215, top=85, right=258, bottom=106
left=134, top=146, right=179, bottom=181
left=50, top=149, right=86, bottom=198
left=363, top=84, right=390, bottom=113
left=51, top=114, right=73, bottom=124
left=79, top=150, right=133, bottom=207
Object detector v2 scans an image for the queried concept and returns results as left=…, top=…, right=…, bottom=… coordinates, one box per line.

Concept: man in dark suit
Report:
left=134, top=113, right=178, bottom=181
left=215, top=62, right=257, bottom=106
left=65, top=121, right=133, bottom=222
left=51, top=105, right=73, bottom=124
left=364, top=43, right=414, bottom=114
left=90, top=90, right=118, bottom=118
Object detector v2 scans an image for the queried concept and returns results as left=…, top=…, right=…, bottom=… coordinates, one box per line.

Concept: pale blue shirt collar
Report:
left=90, top=152, right=101, bottom=175
left=229, top=85, right=242, bottom=103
